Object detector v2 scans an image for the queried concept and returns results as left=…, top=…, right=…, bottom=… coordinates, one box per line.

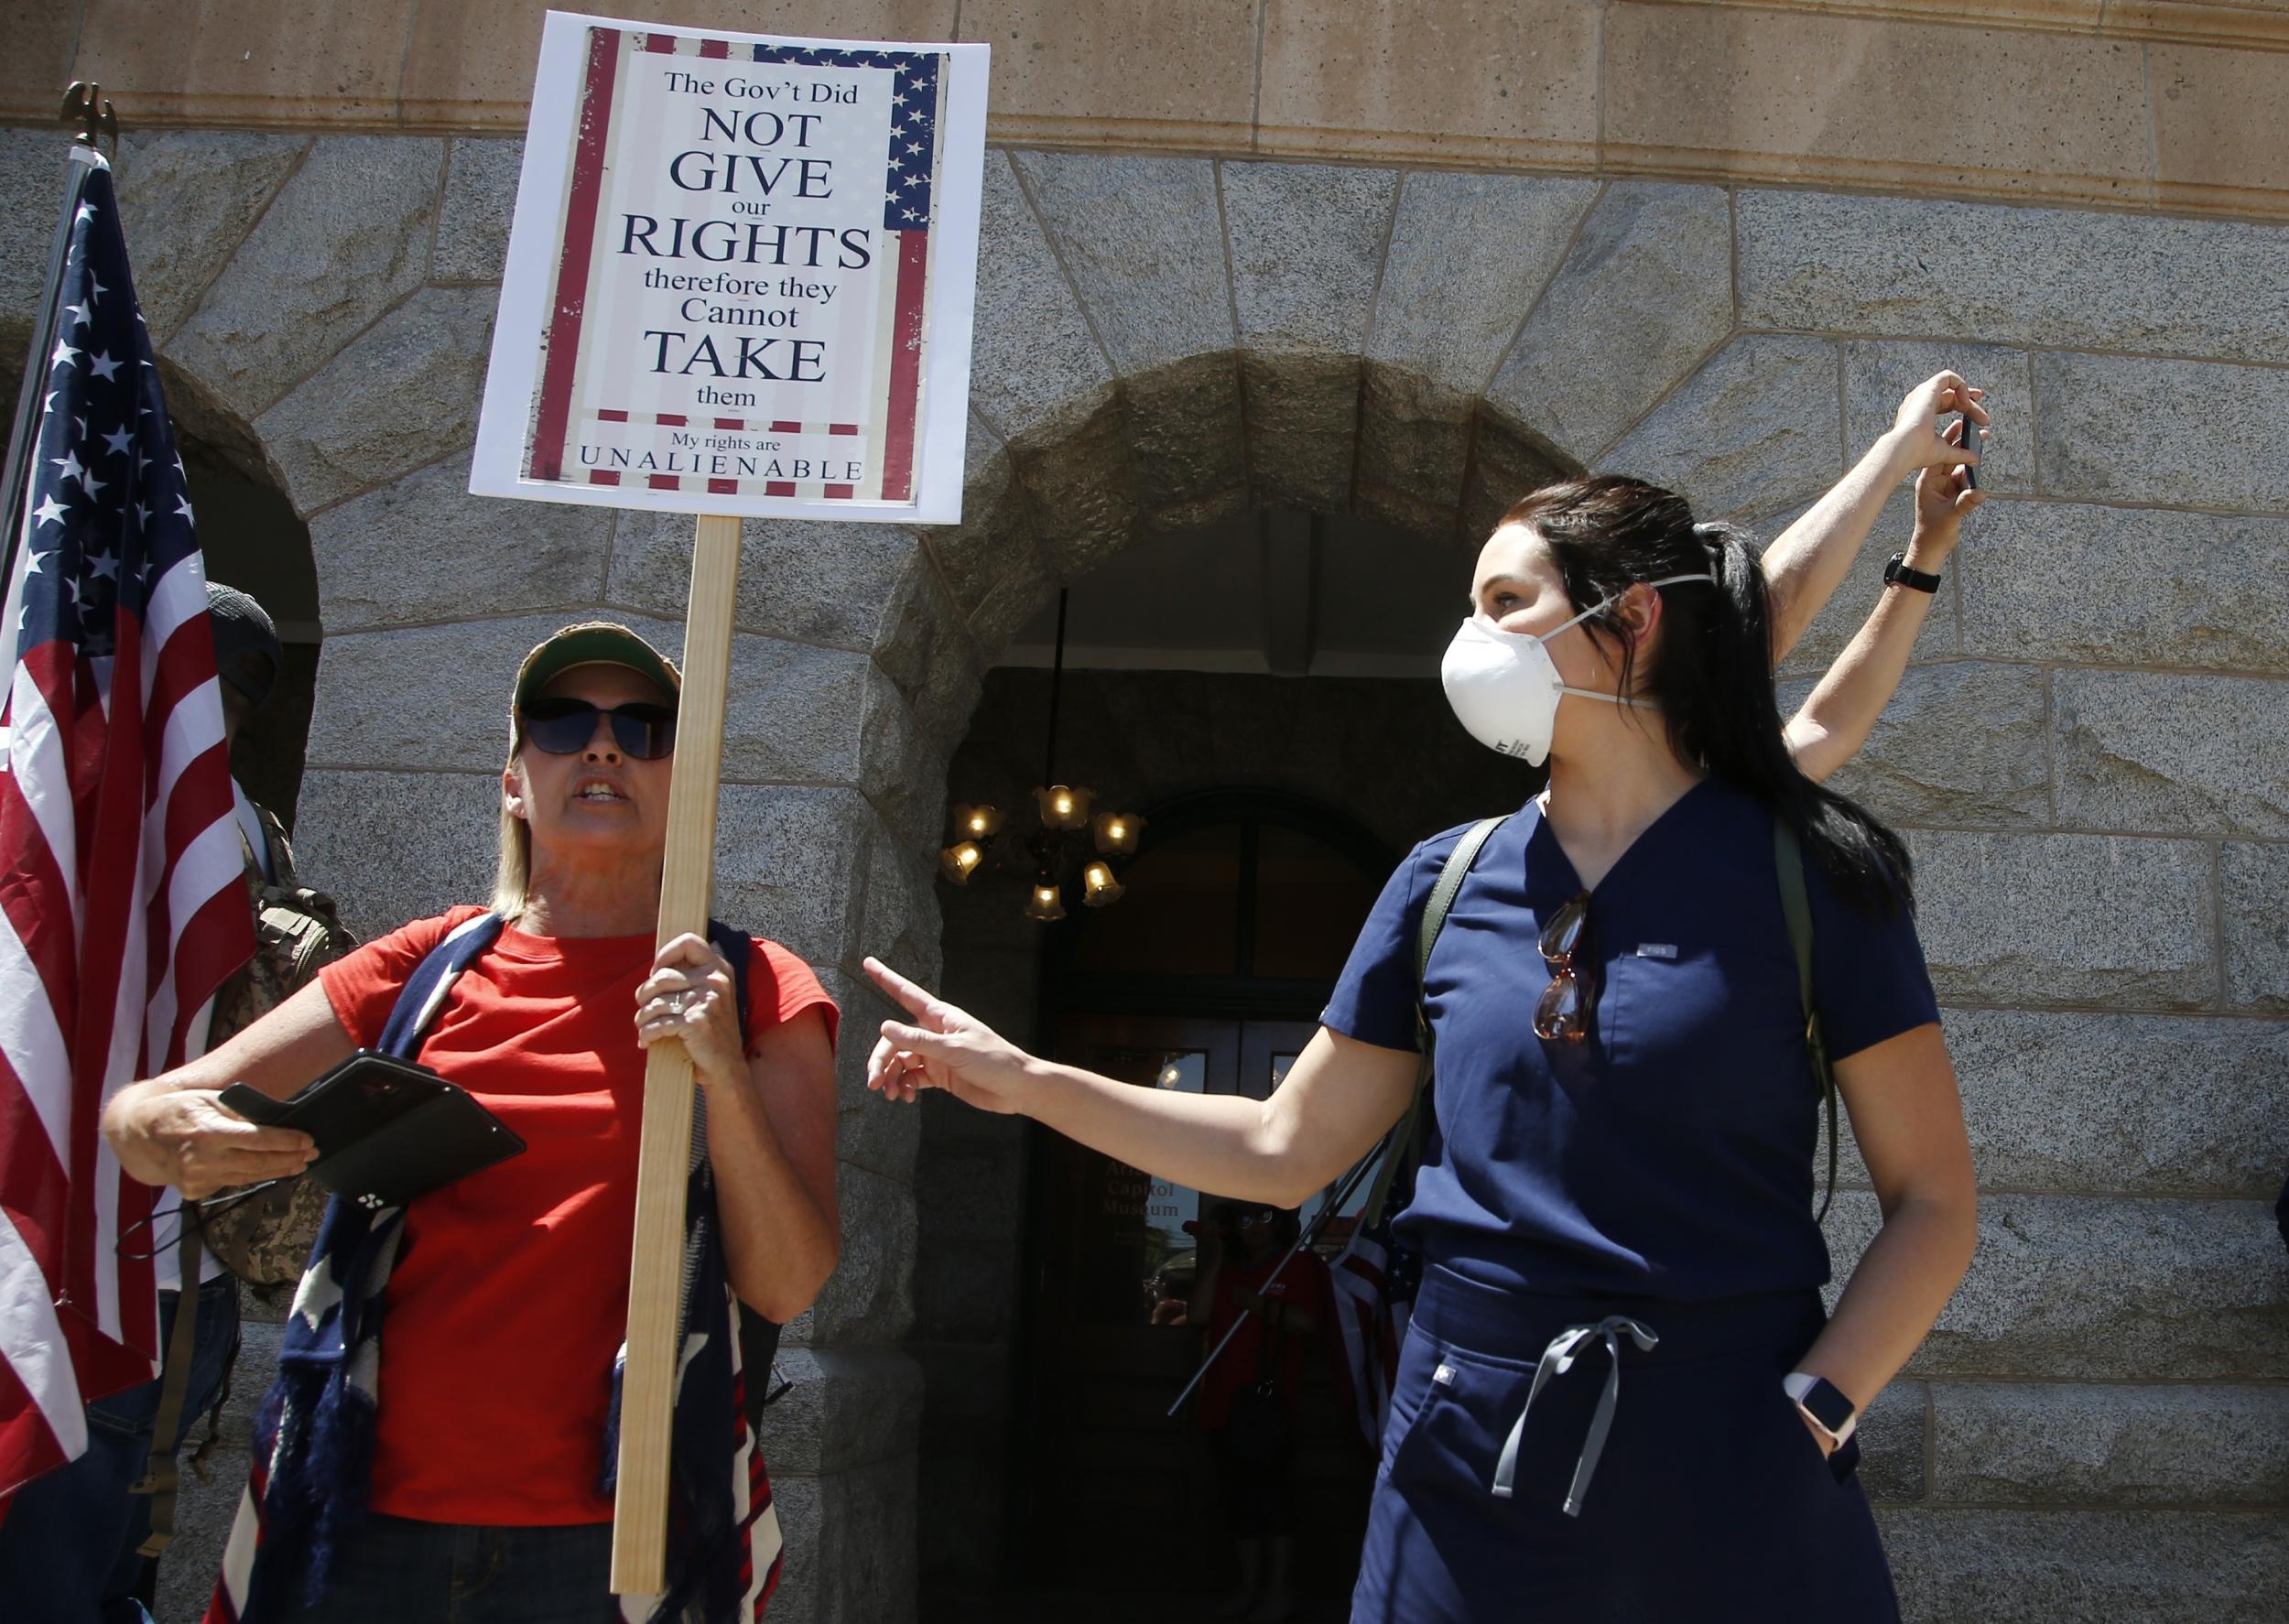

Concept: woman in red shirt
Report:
left=103, top=623, right=840, bottom=1622
left=1189, top=1203, right=1330, bottom=1623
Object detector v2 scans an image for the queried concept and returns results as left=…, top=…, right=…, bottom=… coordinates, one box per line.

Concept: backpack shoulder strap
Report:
left=704, top=919, right=753, bottom=1054
left=253, top=803, right=297, bottom=891
left=700, top=919, right=791, bottom=1398
left=375, top=911, right=505, bottom=1059
left=1413, top=817, right=1507, bottom=1050
left=689, top=919, right=756, bottom=1166
left=1774, top=817, right=1840, bottom=1224
left=1361, top=817, right=1508, bottom=1226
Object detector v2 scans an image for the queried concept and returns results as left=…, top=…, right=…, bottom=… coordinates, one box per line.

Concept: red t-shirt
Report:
left=1196, top=1250, right=1332, bottom=1431
left=319, top=905, right=837, bottom=1526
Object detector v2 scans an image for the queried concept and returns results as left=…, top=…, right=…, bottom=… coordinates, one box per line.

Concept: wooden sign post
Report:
left=611, top=514, right=738, bottom=1591
left=471, top=13, right=986, bottom=1596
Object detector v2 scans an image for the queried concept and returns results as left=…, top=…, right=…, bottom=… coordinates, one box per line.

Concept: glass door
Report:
left=1018, top=1015, right=1240, bottom=1589
left=1016, top=1015, right=1372, bottom=1596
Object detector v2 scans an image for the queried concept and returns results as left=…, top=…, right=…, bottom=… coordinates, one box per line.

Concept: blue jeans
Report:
left=278, top=1515, right=613, bottom=1623
left=0, top=1272, right=241, bottom=1624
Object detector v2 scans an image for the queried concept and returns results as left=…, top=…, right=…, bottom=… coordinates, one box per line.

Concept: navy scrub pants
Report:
left=1353, top=1265, right=1900, bottom=1623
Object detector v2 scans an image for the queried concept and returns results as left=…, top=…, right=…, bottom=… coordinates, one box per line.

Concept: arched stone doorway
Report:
left=910, top=517, right=1542, bottom=1613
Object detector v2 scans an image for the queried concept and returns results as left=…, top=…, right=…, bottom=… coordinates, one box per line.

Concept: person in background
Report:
left=196, top=587, right=356, bottom=1302
left=1188, top=1201, right=1331, bottom=1624
left=0, top=582, right=350, bottom=1621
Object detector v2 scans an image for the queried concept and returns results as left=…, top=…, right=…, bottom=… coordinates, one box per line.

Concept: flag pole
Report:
left=610, top=511, right=739, bottom=1596
left=1164, top=1129, right=1394, bottom=1420
left=0, top=85, right=116, bottom=597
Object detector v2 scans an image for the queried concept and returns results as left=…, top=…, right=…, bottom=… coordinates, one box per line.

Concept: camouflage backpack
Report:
left=197, top=802, right=358, bottom=1291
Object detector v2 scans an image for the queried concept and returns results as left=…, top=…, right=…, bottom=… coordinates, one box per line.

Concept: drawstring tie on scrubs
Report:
left=1492, top=1315, right=1659, bottom=1516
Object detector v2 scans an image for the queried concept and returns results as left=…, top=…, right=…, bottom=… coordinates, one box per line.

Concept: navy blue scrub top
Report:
left=1322, top=778, right=1940, bottom=1304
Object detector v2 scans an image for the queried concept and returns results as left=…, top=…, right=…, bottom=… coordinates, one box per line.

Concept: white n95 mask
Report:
left=1439, top=575, right=1718, bottom=765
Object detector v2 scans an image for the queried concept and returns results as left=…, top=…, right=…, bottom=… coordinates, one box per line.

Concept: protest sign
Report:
left=474, top=12, right=986, bottom=522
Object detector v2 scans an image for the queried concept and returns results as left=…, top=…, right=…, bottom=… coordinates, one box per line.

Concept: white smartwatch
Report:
left=1783, top=1371, right=1858, bottom=1445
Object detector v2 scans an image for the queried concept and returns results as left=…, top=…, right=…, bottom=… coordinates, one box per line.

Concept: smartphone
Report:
left=1959, top=411, right=1979, bottom=492
left=220, top=1050, right=525, bottom=1207
left=220, top=1050, right=450, bottom=1154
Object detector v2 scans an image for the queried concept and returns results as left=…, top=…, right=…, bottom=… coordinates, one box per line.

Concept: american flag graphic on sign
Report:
left=527, top=30, right=946, bottom=505
left=0, top=152, right=251, bottom=1499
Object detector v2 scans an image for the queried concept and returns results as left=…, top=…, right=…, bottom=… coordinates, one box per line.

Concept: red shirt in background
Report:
left=1196, top=1249, right=1333, bottom=1431
left=319, top=905, right=837, bottom=1526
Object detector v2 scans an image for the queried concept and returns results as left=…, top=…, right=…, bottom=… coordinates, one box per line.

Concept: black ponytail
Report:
left=1503, top=477, right=1914, bottom=916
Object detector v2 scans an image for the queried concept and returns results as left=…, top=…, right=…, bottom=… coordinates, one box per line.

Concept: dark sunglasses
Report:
left=518, top=698, right=678, bottom=760
left=1535, top=892, right=1598, bottom=1043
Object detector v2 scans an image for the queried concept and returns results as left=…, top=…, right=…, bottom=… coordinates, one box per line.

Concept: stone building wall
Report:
left=7, top=0, right=2285, bottom=222
left=1, top=5, right=2286, bottom=1617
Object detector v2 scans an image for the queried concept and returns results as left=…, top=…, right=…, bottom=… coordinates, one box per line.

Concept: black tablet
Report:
left=220, top=1051, right=526, bottom=1210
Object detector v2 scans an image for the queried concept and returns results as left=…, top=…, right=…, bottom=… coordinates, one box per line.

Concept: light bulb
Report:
left=1034, top=785, right=1094, bottom=831
left=953, top=802, right=1005, bottom=839
left=1025, top=882, right=1067, bottom=923
left=938, top=842, right=983, bottom=885
left=1082, top=860, right=1124, bottom=907
left=1092, top=810, right=1144, bottom=855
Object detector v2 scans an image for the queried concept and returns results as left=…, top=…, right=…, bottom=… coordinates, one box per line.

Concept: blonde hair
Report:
left=493, top=747, right=531, bottom=921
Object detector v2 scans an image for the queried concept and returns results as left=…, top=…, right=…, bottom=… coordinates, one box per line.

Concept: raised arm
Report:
left=862, top=957, right=1418, bottom=1208
left=1762, top=371, right=1987, bottom=662
left=1785, top=418, right=1984, bottom=782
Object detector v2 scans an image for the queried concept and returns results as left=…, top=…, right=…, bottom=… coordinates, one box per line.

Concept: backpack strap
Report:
left=254, top=803, right=297, bottom=892
left=126, top=1220, right=206, bottom=1558
left=1774, top=817, right=1840, bottom=1224
left=700, top=920, right=792, bottom=1407
left=704, top=919, right=753, bottom=1056
left=1360, top=817, right=1508, bottom=1227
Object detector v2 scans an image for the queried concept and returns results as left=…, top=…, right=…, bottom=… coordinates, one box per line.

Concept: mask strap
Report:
left=1546, top=571, right=1719, bottom=639
left=1554, top=574, right=1715, bottom=711
left=1558, top=686, right=1660, bottom=711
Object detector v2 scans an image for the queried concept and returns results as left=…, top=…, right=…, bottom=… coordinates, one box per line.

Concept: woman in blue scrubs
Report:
left=863, top=374, right=1986, bottom=1619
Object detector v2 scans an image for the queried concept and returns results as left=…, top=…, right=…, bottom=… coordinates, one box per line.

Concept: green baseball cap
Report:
left=510, top=621, right=681, bottom=720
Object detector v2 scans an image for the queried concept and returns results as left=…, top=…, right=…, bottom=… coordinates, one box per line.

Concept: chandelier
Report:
left=938, top=590, right=1144, bottom=922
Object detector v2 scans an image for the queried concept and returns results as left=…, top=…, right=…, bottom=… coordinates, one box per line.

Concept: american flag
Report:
left=0, top=150, right=252, bottom=1499
left=1329, top=1213, right=1420, bottom=1454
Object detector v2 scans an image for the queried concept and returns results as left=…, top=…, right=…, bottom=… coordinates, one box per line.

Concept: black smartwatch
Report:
left=1784, top=1372, right=1858, bottom=1444
left=1883, top=553, right=1942, bottom=594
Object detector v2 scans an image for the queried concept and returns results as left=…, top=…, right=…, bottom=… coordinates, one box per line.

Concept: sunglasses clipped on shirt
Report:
left=517, top=698, right=678, bottom=760
left=1535, top=892, right=1598, bottom=1043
